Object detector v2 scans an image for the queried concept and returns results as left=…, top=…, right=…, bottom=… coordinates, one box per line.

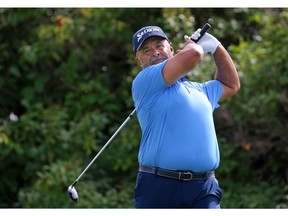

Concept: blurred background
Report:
left=0, top=8, right=287, bottom=208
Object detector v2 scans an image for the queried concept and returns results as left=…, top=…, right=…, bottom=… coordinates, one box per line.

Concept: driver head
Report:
left=67, top=185, right=79, bottom=203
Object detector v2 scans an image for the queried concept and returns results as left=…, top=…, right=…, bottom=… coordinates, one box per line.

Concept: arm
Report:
left=191, top=29, right=240, bottom=101
left=163, top=41, right=204, bottom=85
left=213, top=45, right=240, bottom=101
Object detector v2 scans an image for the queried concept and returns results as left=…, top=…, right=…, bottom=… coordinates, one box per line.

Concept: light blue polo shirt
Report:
left=132, top=60, right=222, bottom=172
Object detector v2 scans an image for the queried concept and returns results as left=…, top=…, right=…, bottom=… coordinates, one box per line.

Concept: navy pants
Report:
left=134, top=172, right=223, bottom=208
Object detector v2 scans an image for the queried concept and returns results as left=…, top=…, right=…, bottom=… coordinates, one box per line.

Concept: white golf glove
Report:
left=184, top=28, right=221, bottom=54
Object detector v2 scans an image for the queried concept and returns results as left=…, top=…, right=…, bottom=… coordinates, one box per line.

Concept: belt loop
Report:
left=154, top=166, right=158, bottom=175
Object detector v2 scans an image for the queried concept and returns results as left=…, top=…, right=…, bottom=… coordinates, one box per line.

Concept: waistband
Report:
left=139, top=165, right=215, bottom=181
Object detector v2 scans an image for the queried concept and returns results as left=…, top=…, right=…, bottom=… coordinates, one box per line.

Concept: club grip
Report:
left=192, top=23, right=211, bottom=43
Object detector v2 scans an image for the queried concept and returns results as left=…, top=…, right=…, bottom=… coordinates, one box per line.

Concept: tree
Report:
left=0, top=8, right=287, bottom=208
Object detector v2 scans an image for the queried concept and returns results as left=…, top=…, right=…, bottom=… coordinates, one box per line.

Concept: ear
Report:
left=169, top=42, right=174, bottom=55
left=135, top=57, right=143, bottom=68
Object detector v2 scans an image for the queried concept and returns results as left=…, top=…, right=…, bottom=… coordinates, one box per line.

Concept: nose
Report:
left=152, top=47, right=160, bottom=56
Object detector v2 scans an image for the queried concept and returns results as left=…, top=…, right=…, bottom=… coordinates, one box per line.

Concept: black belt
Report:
left=139, top=165, right=215, bottom=181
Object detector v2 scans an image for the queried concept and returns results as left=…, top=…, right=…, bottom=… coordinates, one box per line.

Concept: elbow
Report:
left=233, top=80, right=241, bottom=94
left=178, top=44, right=204, bottom=68
left=219, top=80, right=240, bottom=101
left=235, top=79, right=241, bottom=93
left=185, top=43, right=204, bottom=64
left=187, top=46, right=204, bottom=67
left=237, top=82, right=241, bottom=92
left=230, top=82, right=241, bottom=96
left=193, top=45, right=204, bottom=62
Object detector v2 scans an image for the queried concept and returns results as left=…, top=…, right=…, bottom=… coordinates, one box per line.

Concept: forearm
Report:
left=163, top=41, right=203, bottom=85
left=213, top=45, right=240, bottom=96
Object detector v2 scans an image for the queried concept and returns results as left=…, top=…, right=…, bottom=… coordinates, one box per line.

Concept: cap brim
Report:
left=135, top=35, right=168, bottom=54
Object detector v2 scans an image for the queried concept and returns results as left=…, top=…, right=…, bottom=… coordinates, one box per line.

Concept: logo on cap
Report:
left=136, top=27, right=161, bottom=42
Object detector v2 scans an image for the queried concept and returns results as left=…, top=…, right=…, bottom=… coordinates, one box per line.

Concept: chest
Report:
left=158, top=83, right=212, bottom=114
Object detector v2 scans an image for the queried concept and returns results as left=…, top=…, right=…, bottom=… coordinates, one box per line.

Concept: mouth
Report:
left=151, top=57, right=166, bottom=65
left=152, top=59, right=164, bottom=64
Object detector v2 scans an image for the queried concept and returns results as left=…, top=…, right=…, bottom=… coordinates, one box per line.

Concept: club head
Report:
left=67, top=185, right=79, bottom=203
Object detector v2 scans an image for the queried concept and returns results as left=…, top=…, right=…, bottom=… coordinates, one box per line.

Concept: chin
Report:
left=152, top=60, right=164, bottom=65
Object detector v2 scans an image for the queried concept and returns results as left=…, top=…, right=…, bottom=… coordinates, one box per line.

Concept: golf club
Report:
left=67, top=108, right=136, bottom=203
left=192, top=21, right=211, bottom=43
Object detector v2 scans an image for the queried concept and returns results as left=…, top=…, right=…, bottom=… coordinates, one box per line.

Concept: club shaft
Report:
left=73, top=109, right=136, bottom=183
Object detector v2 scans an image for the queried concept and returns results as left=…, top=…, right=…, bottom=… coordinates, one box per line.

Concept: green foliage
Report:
left=0, top=8, right=287, bottom=208
left=226, top=9, right=288, bottom=181
left=217, top=138, right=286, bottom=208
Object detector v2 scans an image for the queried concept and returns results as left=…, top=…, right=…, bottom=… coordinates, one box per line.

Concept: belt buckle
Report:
left=180, top=171, right=193, bottom=181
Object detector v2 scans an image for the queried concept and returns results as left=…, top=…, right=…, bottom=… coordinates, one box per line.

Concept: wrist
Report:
left=211, top=40, right=221, bottom=54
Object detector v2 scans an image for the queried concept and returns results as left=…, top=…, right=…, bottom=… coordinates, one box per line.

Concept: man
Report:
left=131, top=25, right=240, bottom=208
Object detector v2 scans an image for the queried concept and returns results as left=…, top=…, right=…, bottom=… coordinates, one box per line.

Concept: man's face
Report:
left=135, top=37, right=174, bottom=69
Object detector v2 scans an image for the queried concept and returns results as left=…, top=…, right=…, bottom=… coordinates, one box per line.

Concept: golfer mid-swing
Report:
left=131, top=26, right=240, bottom=208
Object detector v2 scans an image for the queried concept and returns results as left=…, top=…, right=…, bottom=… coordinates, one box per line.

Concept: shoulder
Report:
left=133, top=60, right=168, bottom=86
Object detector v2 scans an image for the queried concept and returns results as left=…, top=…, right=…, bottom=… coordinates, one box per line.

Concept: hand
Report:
left=187, top=28, right=221, bottom=54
